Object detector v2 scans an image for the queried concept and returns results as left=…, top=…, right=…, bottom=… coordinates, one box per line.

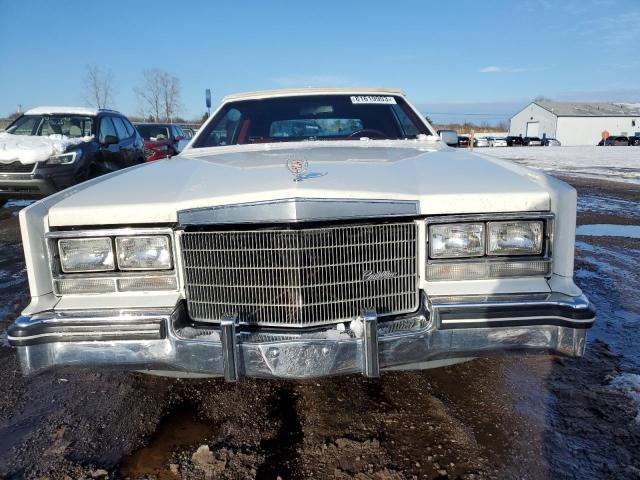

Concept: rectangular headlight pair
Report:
left=429, top=221, right=543, bottom=259
left=58, top=236, right=171, bottom=273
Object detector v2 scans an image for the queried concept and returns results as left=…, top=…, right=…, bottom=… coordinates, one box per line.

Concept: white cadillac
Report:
left=9, top=88, right=595, bottom=380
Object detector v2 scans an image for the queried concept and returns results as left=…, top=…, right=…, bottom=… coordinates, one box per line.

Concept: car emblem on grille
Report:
left=286, top=158, right=309, bottom=182
left=362, top=270, right=398, bottom=281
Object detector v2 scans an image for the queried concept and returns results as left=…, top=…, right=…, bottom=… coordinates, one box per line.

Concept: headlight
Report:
left=58, top=237, right=114, bottom=273
left=429, top=223, right=485, bottom=258
left=487, top=221, right=543, bottom=255
left=116, top=236, right=172, bottom=270
left=46, top=149, right=79, bottom=165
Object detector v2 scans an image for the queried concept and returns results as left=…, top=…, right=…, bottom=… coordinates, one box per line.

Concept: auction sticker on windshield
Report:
left=350, top=95, right=397, bottom=104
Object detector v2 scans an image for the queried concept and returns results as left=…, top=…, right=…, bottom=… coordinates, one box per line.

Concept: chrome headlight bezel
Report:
left=47, top=228, right=178, bottom=295
left=425, top=213, right=553, bottom=281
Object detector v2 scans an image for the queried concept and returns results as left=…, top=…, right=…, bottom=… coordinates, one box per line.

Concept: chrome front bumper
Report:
left=8, top=293, right=595, bottom=379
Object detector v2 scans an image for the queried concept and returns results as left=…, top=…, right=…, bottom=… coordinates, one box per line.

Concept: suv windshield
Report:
left=193, top=94, right=431, bottom=148
left=7, top=115, right=94, bottom=138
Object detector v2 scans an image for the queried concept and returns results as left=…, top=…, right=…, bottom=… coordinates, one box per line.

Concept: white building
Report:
left=509, top=101, right=640, bottom=146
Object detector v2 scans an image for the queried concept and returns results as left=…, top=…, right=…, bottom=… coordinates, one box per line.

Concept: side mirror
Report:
left=102, top=134, right=118, bottom=146
left=438, top=130, right=459, bottom=147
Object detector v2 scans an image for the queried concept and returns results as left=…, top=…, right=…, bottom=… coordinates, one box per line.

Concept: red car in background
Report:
left=134, top=123, right=189, bottom=161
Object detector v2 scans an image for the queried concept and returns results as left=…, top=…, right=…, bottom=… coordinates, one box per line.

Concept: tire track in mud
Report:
left=254, top=384, right=304, bottom=480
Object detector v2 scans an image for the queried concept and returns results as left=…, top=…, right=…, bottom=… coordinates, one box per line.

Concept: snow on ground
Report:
left=0, top=132, right=92, bottom=164
left=481, top=146, right=640, bottom=184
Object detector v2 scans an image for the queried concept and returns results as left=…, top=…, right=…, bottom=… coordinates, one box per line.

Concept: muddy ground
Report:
left=0, top=175, right=638, bottom=480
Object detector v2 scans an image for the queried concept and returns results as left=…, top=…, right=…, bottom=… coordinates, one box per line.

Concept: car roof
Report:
left=222, top=87, right=406, bottom=102
left=23, top=106, right=121, bottom=116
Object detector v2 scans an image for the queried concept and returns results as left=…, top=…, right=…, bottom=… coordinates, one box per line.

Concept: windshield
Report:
left=193, top=94, right=432, bottom=148
left=136, top=125, right=171, bottom=141
left=7, top=115, right=94, bottom=137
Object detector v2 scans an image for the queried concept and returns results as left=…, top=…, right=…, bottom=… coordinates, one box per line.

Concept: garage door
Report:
left=526, top=122, right=539, bottom=137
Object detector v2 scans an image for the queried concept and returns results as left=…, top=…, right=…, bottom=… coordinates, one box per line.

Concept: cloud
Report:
left=271, top=75, right=353, bottom=87
left=479, top=66, right=546, bottom=74
left=479, top=66, right=502, bottom=73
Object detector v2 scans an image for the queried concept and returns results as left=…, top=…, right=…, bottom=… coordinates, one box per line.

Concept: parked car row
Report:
left=0, top=106, right=198, bottom=206
left=452, top=135, right=561, bottom=148
left=597, top=135, right=640, bottom=146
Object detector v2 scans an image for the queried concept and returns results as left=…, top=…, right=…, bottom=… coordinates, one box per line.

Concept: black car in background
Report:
left=505, top=136, right=524, bottom=146
left=457, top=136, right=470, bottom=148
left=628, top=135, right=640, bottom=146
left=598, top=136, right=630, bottom=146
left=523, top=136, right=542, bottom=146
left=0, top=107, right=145, bottom=207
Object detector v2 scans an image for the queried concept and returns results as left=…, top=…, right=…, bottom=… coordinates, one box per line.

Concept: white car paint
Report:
left=18, top=87, right=582, bottom=315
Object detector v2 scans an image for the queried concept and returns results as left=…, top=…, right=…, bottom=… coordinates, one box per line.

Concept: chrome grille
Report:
left=180, top=222, right=418, bottom=327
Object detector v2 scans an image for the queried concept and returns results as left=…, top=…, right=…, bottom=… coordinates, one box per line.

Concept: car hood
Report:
left=47, top=142, right=550, bottom=226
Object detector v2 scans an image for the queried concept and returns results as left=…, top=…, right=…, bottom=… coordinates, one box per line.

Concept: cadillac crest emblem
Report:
left=286, top=158, right=309, bottom=182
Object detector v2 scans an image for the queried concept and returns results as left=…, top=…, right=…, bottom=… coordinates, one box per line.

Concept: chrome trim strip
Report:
left=46, top=227, right=175, bottom=239
left=178, top=198, right=419, bottom=225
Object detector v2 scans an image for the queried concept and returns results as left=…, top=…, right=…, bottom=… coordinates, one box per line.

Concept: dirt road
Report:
left=0, top=176, right=638, bottom=480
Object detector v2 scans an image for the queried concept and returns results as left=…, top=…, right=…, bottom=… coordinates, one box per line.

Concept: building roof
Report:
left=535, top=101, right=640, bottom=117
left=223, top=87, right=405, bottom=102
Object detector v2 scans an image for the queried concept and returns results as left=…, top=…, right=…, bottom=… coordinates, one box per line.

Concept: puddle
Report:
left=576, top=224, right=640, bottom=239
left=119, top=406, right=215, bottom=479
left=577, top=195, right=640, bottom=219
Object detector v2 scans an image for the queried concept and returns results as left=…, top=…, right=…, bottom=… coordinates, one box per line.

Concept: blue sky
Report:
left=1, top=0, right=639, bottom=124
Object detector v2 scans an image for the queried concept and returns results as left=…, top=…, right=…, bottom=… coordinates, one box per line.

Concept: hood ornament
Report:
left=286, top=157, right=309, bottom=182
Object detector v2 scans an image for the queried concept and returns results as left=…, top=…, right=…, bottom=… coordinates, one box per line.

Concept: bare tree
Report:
left=84, top=64, right=115, bottom=109
left=134, top=69, right=182, bottom=122
left=159, top=72, right=181, bottom=122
